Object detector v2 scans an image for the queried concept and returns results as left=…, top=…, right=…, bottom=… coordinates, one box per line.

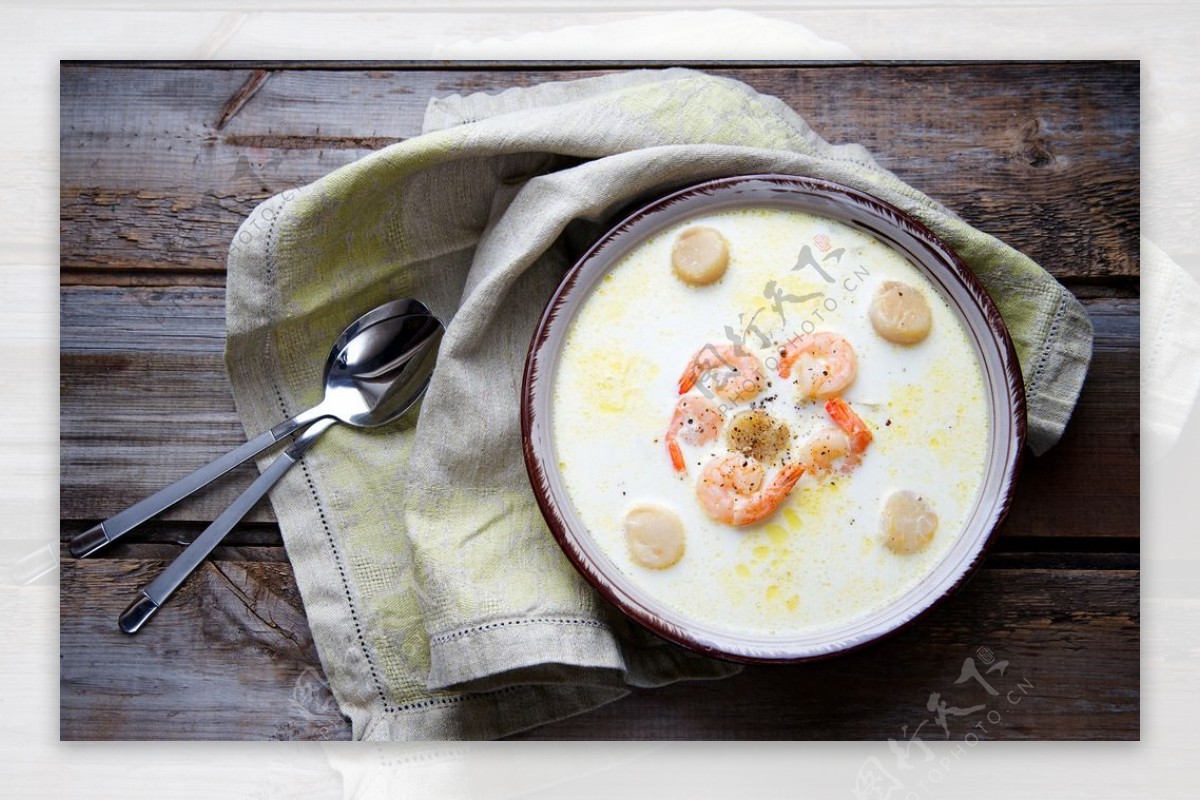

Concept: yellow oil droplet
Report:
left=558, top=461, right=567, bottom=471
left=783, top=508, right=802, bottom=530
left=786, top=595, right=800, bottom=611
left=753, top=545, right=770, bottom=560
left=765, top=524, right=789, bottom=545
left=588, top=350, right=659, bottom=413
left=766, top=585, right=780, bottom=601
left=735, top=563, right=751, bottom=579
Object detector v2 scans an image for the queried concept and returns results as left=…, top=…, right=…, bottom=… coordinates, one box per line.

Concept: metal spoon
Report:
left=114, top=299, right=445, bottom=633
left=69, top=298, right=445, bottom=559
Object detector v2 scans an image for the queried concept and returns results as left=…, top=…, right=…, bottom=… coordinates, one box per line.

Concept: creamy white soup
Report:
left=552, top=206, right=989, bottom=637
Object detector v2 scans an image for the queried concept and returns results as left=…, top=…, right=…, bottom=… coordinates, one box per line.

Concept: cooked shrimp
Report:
left=695, top=453, right=804, bottom=526
left=881, top=490, right=938, bottom=554
left=677, top=344, right=765, bottom=402
left=802, top=397, right=872, bottom=473
left=801, top=426, right=853, bottom=473
left=777, top=332, right=857, bottom=399
left=664, top=395, right=724, bottom=471
left=823, top=396, right=873, bottom=470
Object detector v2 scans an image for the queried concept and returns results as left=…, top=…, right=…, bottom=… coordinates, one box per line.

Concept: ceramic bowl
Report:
left=521, top=174, right=1026, bottom=663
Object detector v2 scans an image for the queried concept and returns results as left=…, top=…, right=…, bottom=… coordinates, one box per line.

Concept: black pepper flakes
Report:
left=726, top=409, right=791, bottom=463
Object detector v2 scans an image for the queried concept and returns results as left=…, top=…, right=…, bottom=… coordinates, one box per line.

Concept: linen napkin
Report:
left=224, top=68, right=1093, bottom=740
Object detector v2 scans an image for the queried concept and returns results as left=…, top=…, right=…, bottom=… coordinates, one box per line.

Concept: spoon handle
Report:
left=69, top=405, right=328, bottom=558
left=118, top=418, right=336, bottom=634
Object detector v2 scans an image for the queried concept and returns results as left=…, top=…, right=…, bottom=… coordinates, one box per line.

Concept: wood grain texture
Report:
left=59, top=62, right=1139, bottom=741
left=60, top=62, right=1138, bottom=282
left=1001, top=297, right=1139, bottom=539
left=513, top=568, right=1139, bottom=741
left=59, top=560, right=1137, bottom=741
left=60, top=557, right=347, bottom=741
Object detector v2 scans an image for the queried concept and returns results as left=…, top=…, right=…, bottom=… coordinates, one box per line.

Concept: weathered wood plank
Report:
left=714, top=64, right=1139, bottom=281
left=60, top=557, right=348, bottom=741
left=60, top=285, right=1139, bottom=538
left=59, top=562, right=1137, bottom=741
left=60, top=347, right=274, bottom=524
left=59, top=284, right=268, bottom=522
left=1000, top=297, right=1139, bottom=538
left=59, top=525, right=1137, bottom=569
left=514, top=568, right=1140, bottom=740
left=60, top=62, right=1137, bottom=280
left=58, top=520, right=289, bottom=560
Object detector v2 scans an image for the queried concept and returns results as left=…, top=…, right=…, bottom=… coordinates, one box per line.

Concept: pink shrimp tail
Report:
left=825, top=397, right=873, bottom=455
left=776, top=341, right=796, bottom=379
left=667, top=439, right=686, bottom=471
left=664, top=406, right=686, bottom=470
left=733, top=462, right=805, bottom=525
left=678, top=348, right=711, bottom=394
left=774, top=463, right=805, bottom=493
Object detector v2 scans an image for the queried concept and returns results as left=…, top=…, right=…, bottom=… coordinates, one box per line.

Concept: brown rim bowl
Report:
left=521, top=174, right=1026, bottom=663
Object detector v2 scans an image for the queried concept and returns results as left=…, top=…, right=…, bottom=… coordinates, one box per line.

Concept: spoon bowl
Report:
left=320, top=300, right=445, bottom=428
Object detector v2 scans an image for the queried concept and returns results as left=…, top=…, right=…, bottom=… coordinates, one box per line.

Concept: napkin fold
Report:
left=224, top=68, right=1092, bottom=740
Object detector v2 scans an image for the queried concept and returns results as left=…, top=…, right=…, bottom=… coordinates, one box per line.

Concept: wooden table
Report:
left=59, top=62, right=1139, bottom=741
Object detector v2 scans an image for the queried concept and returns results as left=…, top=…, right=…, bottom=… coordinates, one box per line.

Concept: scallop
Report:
left=625, top=504, right=686, bottom=569
left=671, top=226, right=729, bottom=285
left=869, top=280, right=933, bottom=344
left=881, top=490, right=939, bottom=554
left=726, top=409, right=791, bottom=463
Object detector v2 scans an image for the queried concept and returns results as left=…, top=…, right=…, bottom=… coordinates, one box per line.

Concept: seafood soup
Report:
left=551, top=206, right=990, bottom=637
